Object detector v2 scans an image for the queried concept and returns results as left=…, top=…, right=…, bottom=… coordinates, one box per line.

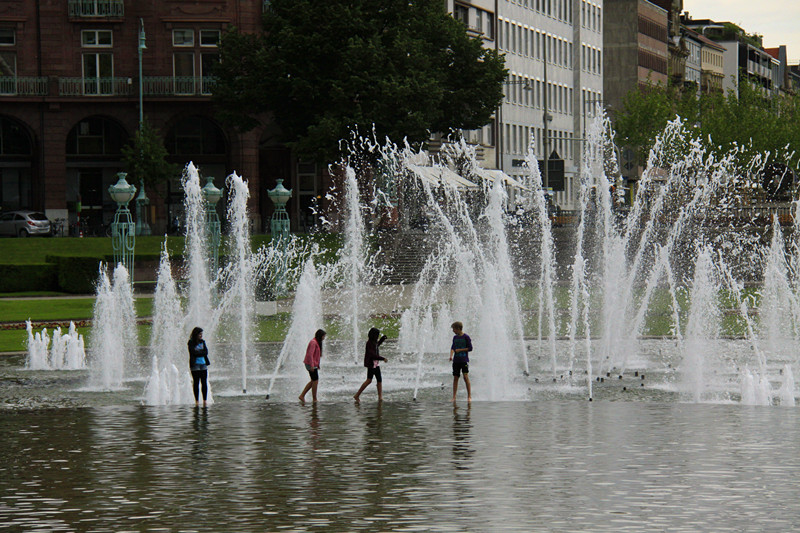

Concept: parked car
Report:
left=0, top=210, right=52, bottom=237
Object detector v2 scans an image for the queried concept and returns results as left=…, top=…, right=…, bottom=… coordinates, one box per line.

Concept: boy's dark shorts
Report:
left=452, top=359, right=469, bottom=377
left=367, top=366, right=382, bottom=383
left=305, top=363, right=319, bottom=381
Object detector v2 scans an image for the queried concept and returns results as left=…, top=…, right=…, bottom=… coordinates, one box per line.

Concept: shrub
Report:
left=0, top=264, right=58, bottom=292
left=45, top=256, right=102, bottom=294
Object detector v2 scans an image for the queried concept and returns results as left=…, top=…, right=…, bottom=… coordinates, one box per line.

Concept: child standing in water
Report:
left=354, top=327, right=388, bottom=402
left=449, top=321, right=472, bottom=402
left=300, top=329, right=326, bottom=402
left=188, top=327, right=210, bottom=407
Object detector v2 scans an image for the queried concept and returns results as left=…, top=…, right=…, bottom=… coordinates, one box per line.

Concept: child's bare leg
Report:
left=354, top=379, right=372, bottom=401
left=464, top=374, right=472, bottom=401
left=299, top=381, right=312, bottom=401
left=377, top=382, right=383, bottom=401
left=311, top=380, right=319, bottom=402
left=452, top=376, right=459, bottom=401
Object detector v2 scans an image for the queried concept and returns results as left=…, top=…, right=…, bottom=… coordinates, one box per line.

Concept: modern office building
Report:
left=446, top=0, right=603, bottom=210
left=494, top=0, right=603, bottom=209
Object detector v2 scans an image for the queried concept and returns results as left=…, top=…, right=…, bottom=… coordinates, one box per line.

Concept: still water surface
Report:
left=2, top=400, right=800, bottom=531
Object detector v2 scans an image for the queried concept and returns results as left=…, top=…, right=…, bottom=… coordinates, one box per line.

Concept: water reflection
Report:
left=192, top=406, right=210, bottom=460
left=3, top=402, right=800, bottom=531
left=452, top=403, right=473, bottom=469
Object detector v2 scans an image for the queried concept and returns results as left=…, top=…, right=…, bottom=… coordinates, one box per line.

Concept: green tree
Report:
left=613, top=81, right=800, bottom=171
left=212, top=0, right=507, bottom=161
left=121, top=119, right=180, bottom=193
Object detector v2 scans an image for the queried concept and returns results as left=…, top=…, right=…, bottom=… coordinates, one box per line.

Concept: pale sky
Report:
left=682, top=0, right=800, bottom=63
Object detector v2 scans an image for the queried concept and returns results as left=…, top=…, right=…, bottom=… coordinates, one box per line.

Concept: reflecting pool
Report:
left=3, top=399, right=800, bottom=531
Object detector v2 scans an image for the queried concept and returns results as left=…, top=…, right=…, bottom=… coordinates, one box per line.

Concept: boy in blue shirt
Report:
left=449, top=321, right=473, bottom=402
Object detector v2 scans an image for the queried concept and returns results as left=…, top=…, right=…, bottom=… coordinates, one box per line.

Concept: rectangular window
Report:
left=200, top=30, right=220, bottom=47
left=524, top=78, right=530, bottom=106
left=173, top=29, right=194, bottom=47
left=0, top=51, right=15, bottom=77
left=0, top=50, right=16, bottom=93
left=173, top=52, right=195, bottom=94
left=82, top=52, right=113, bottom=94
left=0, top=29, right=14, bottom=46
left=524, top=28, right=529, bottom=56
left=536, top=79, right=542, bottom=108
left=201, top=53, right=219, bottom=93
left=454, top=4, right=468, bottom=25
left=512, top=125, right=518, bottom=154
left=82, top=30, right=112, bottom=47
left=484, top=12, right=494, bottom=40
left=509, top=24, right=517, bottom=52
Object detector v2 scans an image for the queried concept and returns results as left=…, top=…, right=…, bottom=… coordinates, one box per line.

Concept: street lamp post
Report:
left=108, top=172, right=137, bottom=279
left=201, top=176, right=223, bottom=276
left=267, top=179, right=292, bottom=297
left=138, top=18, right=146, bottom=128
left=135, top=180, right=151, bottom=236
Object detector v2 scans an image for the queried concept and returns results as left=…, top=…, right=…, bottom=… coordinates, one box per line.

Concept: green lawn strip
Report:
left=0, top=329, right=28, bottom=352
left=0, top=297, right=154, bottom=323
left=0, top=236, right=185, bottom=264
left=0, top=233, right=342, bottom=265
left=0, top=291, right=72, bottom=298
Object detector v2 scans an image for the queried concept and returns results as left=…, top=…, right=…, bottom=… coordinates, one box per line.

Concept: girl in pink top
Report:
left=300, top=329, right=326, bottom=402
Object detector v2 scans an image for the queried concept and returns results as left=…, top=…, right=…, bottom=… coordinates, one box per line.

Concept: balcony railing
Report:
left=0, top=77, right=49, bottom=96
left=2, top=76, right=215, bottom=97
left=58, top=77, right=134, bottom=96
left=68, top=0, right=124, bottom=17
left=142, top=76, right=216, bottom=96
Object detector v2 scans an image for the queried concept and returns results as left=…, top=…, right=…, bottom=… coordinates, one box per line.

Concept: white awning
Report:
left=406, top=164, right=478, bottom=190
left=472, top=168, right=529, bottom=190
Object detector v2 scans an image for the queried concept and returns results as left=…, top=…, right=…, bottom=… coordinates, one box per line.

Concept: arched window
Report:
left=64, top=116, right=129, bottom=235
left=0, top=116, right=32, bottom=156
left=165, top=115, right=226, bottom=157
left=0, top=115, right=34, bottom=210
left=66, top=116, right=128, bottom=156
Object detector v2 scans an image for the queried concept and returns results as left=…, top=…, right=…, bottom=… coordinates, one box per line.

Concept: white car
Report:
left=0, top=210, right=52, bottom=237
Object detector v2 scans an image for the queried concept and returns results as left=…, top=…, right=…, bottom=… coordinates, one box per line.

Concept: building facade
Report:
left=603, top=0, right=668, bottom=112
left=682, top=16, right=780, bottom=99
left=603, top=0, right=667, bottom=188
left=494, top=0, right=603, bottom=210
left=445, top=0, right=603, bottom=211
left=0, top=0, right=329, bottom=235
left=695, top=31, right=725, bottom=94
left=682, top=30, right=701, bottom=89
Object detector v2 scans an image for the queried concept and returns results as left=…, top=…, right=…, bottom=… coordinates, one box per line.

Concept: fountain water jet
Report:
left=90, top=264, right=137, bottom=390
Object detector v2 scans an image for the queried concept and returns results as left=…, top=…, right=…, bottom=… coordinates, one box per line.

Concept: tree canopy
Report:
left=613, top=81, right=800, bottom=171
left=212, top=0, right=507, bottom=161
left=120, top=119, right=180, bottom=194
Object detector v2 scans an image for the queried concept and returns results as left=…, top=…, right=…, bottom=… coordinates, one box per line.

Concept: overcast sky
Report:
left=682, top=0, right=800, bottom=63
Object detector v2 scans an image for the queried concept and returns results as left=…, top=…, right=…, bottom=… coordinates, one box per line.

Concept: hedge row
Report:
left=0, top=263, right=58, bottom=293
left=0, top=256, right=103, bottom=294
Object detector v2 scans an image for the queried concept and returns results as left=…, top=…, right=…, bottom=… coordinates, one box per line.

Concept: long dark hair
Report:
left=314, top=329, right=326, bottom=355
left=367, top=327, right=380, bottom=343
left=189, top=327, right=203, bottom=344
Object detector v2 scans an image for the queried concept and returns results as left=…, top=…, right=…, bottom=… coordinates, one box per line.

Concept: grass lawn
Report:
left=0, top=233, right=343, bottom=265
left=0, top=236, right=185, bottom=264
left=0, top=297, right=154, bottom=323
